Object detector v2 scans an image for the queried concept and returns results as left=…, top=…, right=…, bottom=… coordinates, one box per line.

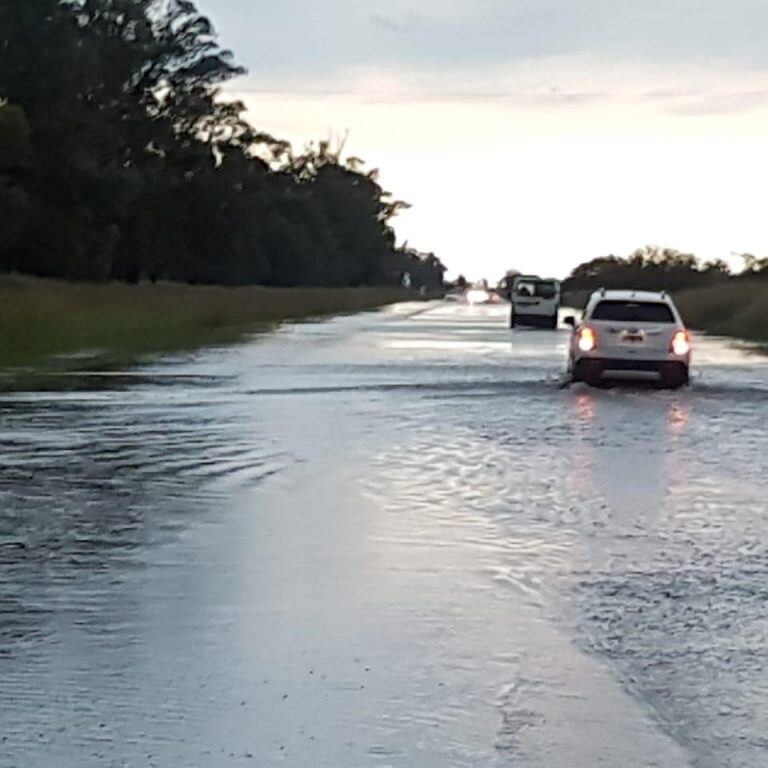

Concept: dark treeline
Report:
left=563, top=245, right=768, bottom=294
left=0, top=0, right=446, bottom=289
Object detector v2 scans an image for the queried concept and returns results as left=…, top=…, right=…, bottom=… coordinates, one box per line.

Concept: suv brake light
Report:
left=671, top=330, right=691, bottom=356
left=578, top=326, right=598, bottom=352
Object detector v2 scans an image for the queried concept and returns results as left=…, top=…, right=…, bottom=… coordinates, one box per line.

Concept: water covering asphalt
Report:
left=1, top=301, right=767, bottom=767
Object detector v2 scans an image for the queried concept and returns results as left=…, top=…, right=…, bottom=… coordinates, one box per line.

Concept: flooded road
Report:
left=2, top=301, right=768, bottom=767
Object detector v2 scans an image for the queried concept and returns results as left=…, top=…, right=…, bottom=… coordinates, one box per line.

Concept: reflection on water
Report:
left=667, top=399, right=691, bottom=436
left=573, top=390, right=596, bottom=423
left=567, top=389, right=693, bottom=525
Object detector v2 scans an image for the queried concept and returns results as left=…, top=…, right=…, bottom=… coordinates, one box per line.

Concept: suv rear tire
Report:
left=573, top=359, right=603, bottom=387
left=660, top=362, right=689, bottom=389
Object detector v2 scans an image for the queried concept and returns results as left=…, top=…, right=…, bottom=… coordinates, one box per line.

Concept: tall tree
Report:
left=0, top=105, right=31, bottom=258
left=0, top=0, right=446, bottom=288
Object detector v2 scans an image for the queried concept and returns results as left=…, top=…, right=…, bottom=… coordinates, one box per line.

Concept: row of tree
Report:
left=562, top=246, right=768, bottom=294
left=0, top=0, right=446, bottom=289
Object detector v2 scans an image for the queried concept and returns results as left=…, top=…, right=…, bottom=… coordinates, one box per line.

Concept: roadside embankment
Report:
left=0, top=275, right=418, bottom=370
left=673, top=282, right=768, bottom=343
left=564, top=283, right=768, bottom=343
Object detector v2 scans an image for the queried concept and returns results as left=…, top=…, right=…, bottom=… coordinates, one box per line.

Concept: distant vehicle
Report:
left=465, top=286, right=492, bottom=304
left=509, top=276, right=561, bottom=328
left=565, top=289, right=691, bottom=388
left=464, top=279, right=503, bottom=305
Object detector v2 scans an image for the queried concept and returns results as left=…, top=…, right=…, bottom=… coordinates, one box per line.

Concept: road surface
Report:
left=1, top=301, right=767, bottom=767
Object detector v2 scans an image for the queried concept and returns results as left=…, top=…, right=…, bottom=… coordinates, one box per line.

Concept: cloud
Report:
left=232, top=51, right=768, bottom=121
left=208, top=0, right=768, bottom=121
left=369, top=12, right=406, bottom=33
left=369, top=10, right=423, bottom=33
left=662, top=90, right=768, bottom=115
left=203, top=0, right=768, bottom=81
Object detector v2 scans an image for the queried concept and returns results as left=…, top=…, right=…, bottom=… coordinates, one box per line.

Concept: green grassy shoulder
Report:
left=0, top=276, right=419, bottom=371
left=673, top=282, right=768, bottom=343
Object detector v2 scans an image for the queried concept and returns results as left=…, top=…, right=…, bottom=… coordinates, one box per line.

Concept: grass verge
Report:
left=0, top=275, right=418, bottom=372
left=673, top=282, right=768, bottom=343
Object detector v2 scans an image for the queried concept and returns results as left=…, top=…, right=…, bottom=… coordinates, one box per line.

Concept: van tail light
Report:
left=578, top=326, right=598, bottom=352
left=670, top=330, right=691, bottom=356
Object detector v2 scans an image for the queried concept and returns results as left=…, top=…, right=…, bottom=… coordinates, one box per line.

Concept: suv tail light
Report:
left=671, top=330, right=691, bottom=356
left=578, top=326, right=598, bottom=352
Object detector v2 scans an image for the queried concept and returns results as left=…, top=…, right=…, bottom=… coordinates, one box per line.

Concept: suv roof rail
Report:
left=660, top=289, right=667, bottom=298
left=599, top=286, right=606, bottom=296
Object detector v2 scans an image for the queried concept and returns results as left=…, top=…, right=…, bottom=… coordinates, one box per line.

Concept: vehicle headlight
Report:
left=466, top=289, right=490, bottom=304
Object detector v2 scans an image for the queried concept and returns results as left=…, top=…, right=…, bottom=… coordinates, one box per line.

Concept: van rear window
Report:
left=591, top=300, right=675, bottom=323
left=516, top=282, right=558, bottom=299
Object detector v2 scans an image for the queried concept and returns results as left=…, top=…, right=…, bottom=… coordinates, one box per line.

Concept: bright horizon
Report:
left=201, top=0, right=768, bottom=281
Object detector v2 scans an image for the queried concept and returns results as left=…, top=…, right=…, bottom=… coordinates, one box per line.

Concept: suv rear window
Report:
left=591, top=300, right=675, bottom=323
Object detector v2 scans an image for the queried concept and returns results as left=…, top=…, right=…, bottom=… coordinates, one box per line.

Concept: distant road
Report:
left=1, top=301, right=767, bottom=767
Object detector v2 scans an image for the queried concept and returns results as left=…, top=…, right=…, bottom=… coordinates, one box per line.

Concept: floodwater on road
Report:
left=1, top=301, right=767, bottom=767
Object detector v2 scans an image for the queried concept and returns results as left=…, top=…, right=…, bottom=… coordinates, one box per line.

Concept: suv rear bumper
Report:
left=588, top=358, right=673, bottom=373
left=573, top=357, right=689, bottom=385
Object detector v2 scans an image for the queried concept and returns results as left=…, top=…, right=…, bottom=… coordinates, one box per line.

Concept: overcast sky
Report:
left=200, top=0, right=768, bottom=279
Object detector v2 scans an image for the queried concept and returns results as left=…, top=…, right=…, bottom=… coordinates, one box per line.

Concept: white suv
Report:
left=565, top=290, right=691, bottom=388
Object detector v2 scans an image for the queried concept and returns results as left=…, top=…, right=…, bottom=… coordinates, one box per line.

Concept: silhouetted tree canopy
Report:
left=562, top=245, right=767, bottom=294
left=0, top=105, right=31, bottom=255
left=0, top=0, right=445, bottom=288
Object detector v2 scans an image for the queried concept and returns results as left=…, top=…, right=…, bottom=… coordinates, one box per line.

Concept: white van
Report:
left=509, top=276, right=561, bottom=329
